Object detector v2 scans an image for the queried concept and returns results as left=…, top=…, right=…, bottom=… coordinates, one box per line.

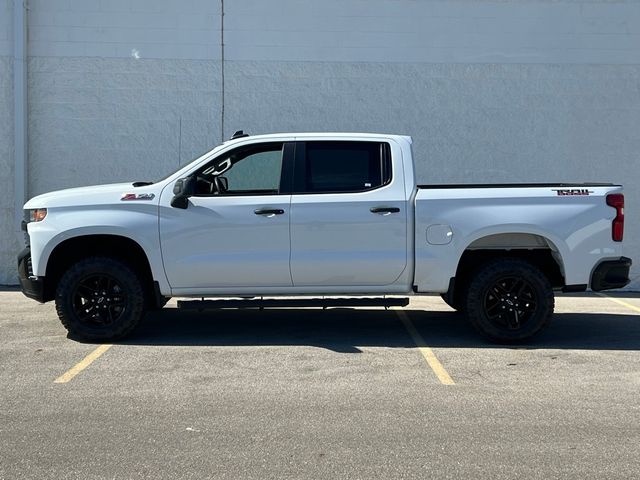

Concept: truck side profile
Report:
left=18, top=132, right=631, bottom=343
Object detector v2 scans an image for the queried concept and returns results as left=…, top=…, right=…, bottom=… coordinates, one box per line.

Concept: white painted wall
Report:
left=2, top=0, right=639, bottom=289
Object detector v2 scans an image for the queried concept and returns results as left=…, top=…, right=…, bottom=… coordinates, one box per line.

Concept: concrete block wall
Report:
left=1, top=0, right=639, bottom=289
left=1, top=0, right=18, bottom=285
left=28, top=58, right=221, bottom=195
left=223, top=0, right=640, bottom=64
left=26, top=0, right=222, bottom=196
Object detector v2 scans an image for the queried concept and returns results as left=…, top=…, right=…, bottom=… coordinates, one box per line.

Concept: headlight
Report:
left=29, top=208, right=47, bottom=222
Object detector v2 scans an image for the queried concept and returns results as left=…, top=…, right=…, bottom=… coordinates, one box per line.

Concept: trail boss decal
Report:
left=552, top=189, right=593, bottom=196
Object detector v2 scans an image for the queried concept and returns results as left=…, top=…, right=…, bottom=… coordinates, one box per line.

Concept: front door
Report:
left=159, top=142, right=293, bottom=291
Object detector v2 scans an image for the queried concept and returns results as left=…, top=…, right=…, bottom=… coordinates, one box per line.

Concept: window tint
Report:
left=225, top=149, right=282, bottom=191
left=301, top=141, right=390, bottom=193
left=195, top=143, right=284, bottom=195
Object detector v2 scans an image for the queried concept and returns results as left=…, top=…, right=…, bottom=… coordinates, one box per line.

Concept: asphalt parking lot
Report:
left=1, top=290, right=639, bottom=480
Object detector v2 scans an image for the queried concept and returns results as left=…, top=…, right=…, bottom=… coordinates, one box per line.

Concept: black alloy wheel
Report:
left=55, top=257, right=146, bottom=341
left=465, top=258, right=554, bottom=343
left=71, top=274, right=128, bottom=327
left=482, top=276, right=537, bottom=330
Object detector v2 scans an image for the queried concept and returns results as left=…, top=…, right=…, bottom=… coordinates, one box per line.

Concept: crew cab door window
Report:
left=294, top=141, right=391, bottom=193
left=195, top=143, right=284, bottom=195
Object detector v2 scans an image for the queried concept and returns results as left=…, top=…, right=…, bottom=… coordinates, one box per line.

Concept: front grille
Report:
left=23, top=211, right=30, bottom=247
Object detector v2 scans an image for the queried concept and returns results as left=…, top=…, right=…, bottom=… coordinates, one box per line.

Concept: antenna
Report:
left=230, top=130, right=249, bottom=140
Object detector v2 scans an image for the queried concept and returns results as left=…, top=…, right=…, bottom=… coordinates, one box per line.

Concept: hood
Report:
left=23, top=182, right=161, bottom=209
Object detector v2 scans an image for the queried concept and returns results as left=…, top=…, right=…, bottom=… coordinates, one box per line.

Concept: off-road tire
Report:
left=55, top=257, right=146, bottom=341
left=465, top=258, right=554, bottom=343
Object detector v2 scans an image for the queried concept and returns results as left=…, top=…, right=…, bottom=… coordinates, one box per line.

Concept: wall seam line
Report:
left=220, top=0, right=225, bottom=142
left=13, top=0, right=27, bottom=246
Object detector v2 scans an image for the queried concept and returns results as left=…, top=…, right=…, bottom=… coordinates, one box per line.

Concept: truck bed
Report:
left=412, top=183, right=624, bottom=293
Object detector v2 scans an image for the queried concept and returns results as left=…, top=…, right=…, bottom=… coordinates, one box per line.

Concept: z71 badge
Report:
left=552, top=189, right=593, bottom=196
left=121, top=193, right=155, bottom=201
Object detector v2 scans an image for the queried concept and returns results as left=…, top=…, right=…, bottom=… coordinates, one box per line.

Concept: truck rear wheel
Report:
left=465, top=258, right=554, bottom=343
left=55, top=257, right=145, bottom=341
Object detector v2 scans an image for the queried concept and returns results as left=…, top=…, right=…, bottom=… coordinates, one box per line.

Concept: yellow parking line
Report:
left=396, top=310, right=455, bottom=385
left=596, top=293, right=640, bottom=314
left=54, top=344, right=113, bottom=384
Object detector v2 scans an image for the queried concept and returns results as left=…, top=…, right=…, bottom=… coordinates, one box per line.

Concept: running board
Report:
left=177, top=297, right=409, bottom=310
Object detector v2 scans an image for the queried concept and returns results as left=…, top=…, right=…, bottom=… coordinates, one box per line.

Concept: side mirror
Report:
left=171, top=176, right=195, bottom=209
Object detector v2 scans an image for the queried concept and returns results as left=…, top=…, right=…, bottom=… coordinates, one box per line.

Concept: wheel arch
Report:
left=44, top=234, right=161, bottom=307
left=448, top=232, right=567, bottom=303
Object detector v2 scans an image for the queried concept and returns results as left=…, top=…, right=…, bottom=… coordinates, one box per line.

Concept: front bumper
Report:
left=591, top=256, right=632, bottom=292
left=18, top=247, right=46, bottom=303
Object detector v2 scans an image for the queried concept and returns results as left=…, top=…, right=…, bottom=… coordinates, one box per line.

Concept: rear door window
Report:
left=294, top=141, right=391, bottom=193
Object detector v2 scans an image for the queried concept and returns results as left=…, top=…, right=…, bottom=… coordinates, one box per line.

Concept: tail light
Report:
left=606, top=194, right=624, bottom=242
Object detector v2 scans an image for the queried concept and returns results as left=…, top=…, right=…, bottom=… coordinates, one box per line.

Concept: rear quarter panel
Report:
left=414, top=186, right=623, bottom=292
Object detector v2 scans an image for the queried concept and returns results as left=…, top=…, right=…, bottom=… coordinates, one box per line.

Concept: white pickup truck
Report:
left=19, top=132, right=631, bottom=343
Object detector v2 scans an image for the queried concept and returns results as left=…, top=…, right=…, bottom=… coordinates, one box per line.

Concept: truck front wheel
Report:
left=55, top=257, right=146, bottom=341
left=465, top=259, right=554, bottom=343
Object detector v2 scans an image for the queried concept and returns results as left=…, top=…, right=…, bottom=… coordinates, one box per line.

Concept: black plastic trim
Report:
left=562, top=284, right=588, bottom=293
left=441, top=277, right=456, bottom=304
left=278, top=142, right=296, bottom=195
left=17, top=247, right=46, bottom=303
left=152, top=281, right=165, bottom=309
left=254, top=208, right=285, bottom=215
left=370, top=207, right=400, bottom=214
left=178, top=297, right=409, bottom=310
left=591, top=257, right=632, bottom=292
left=231, top=130, right=250, bottom=140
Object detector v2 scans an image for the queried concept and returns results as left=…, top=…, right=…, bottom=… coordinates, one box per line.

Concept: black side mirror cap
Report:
left=172, top=178, right=184, bottom=195
left=170, top=195, right=189, bottom=209
left=171, top=176, right=195, bottom=209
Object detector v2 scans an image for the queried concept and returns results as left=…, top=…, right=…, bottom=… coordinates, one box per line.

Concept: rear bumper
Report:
left=591, top=257, right=632, bottom=292
left=18, top=247, right=46, bottom=303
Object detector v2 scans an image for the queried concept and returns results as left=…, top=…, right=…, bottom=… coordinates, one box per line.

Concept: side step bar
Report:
left=177, top=297, right=410, bottom=310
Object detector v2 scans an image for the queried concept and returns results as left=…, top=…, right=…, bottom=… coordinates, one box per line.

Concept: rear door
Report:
left=289, top=140, right=408, bottom=287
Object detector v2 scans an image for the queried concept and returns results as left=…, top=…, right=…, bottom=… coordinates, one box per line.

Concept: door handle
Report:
left=370, top=207, right=400, bottom=214
left=254, top=208, right=285, bottom=215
